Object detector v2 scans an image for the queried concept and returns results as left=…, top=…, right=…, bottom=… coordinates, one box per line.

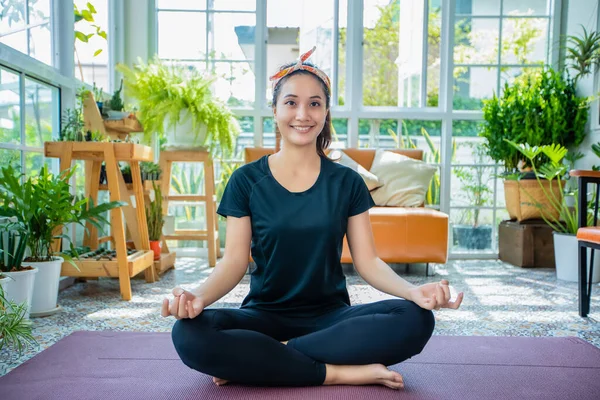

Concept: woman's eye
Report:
left=285, top=101, right=296, bottom=106
left=311, top=102, right=321, bottom=107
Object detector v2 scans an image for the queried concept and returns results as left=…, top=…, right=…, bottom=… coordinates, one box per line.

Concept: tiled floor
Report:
left=1, top=258, right=599, bottom=376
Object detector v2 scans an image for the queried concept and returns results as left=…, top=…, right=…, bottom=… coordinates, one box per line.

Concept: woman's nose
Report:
left=295, top=105, right=309, bottom=120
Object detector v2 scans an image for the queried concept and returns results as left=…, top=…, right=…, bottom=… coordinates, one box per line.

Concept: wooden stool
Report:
left=160, top=150, right=221, bottom=267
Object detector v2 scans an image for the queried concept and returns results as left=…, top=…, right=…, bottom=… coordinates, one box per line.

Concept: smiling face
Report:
left=273, top=73, right=329, bottom=150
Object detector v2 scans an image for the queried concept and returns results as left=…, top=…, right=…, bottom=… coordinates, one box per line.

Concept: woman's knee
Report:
left=171, top=316, right=216, bottom=371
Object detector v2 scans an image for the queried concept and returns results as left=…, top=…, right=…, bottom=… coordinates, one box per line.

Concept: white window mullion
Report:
left=254, top=0, right=267, bottom=147
left=332, top=0, right=340, bottom=107
left=346, top=0, right=363, bottom=148
left=497, top=1, right=504, bottom=95
left=420, top=0, right=429, bottom=108
left=439, top=0, right=455, bottom=216
left=109, top=0, right=125, bottom=92
left=550, top=0, right=562, bottom=70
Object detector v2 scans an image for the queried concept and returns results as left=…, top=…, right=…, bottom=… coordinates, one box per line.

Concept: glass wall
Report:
left=150, top=0, right=558, bottom=258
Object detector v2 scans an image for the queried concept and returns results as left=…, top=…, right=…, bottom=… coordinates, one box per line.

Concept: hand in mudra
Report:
left=161, top=288, right=205, bottom=319
left=409, top=279, right=463, bottom=311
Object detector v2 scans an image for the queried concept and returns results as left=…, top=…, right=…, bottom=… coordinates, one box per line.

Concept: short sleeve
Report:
left=217, top=169, right=252, bottom=218
left=348, top=171, right=375, bottom=217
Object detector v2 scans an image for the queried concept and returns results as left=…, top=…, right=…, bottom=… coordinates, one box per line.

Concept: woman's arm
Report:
left=190, top=215, right=252, bottom=307
left=346, top=211, right=417, bottom=301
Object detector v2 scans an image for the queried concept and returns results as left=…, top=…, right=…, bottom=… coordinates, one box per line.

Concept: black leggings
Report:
left=171, top=299, right=435, bottom=387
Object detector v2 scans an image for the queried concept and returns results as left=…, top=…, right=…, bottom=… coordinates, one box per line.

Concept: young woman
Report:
left=161, top=47, right=464, bottom=390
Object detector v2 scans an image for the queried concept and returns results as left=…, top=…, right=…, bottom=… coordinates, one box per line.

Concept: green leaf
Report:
left=87, top=2, right=97, bottom=13
left=81, top=9, right=93, bottom=21
left=93, top=49, right=103, bottom=57
left=74, top=31, right=89, bottom=43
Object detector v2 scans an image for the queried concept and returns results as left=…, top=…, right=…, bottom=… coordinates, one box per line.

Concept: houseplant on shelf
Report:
left=0, top=217, right=37, bottom=319
left=0, top=283, right=37, bottom=355
left=480, top=68, right=588, bottom=221
left=140, top=161, right=162, bottom=181
left=116, top=56, right=240, bottom=156
left=0, top=164, right=126, bottom=316
left=146, top=183, right=164, bottom=260
left=105, top=79, right=129, bottom=120
left=505, top=140, right=598, bottom=282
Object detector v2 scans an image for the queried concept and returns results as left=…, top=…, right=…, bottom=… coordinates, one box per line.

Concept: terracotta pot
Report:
left=149, top=241, right=161, bottom=260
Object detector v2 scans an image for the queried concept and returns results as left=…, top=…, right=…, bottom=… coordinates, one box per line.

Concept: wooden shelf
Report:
left=44, top=142, right=153, bottom=162
left=154, top=251, right=176, bottom=275
left=60, top=250, right=155, bottom=278
left=104, top=117, right=143, bottom=134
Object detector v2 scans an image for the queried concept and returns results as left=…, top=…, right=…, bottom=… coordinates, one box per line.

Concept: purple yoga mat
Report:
left=1, top=331, right=599, bottom=400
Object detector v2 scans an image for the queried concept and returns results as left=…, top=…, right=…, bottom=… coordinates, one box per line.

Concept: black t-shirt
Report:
left=217, top=154, right=375, bottom=315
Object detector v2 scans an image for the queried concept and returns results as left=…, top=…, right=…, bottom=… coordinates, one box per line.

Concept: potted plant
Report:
left=105, top=79, right=129, bottom=120
left=480, top=68, right=588, bottom=221
left=0, top=217, right=37, bottom=319
left=140, top=161, right=162, bottom=181
left=146, top=183, right=164, bottom=260
left=0, top=164, right=126, bottom=316
left=505, top=140, right=599, bottom=282
left=116, top=57, right=240, bottom=156
left=453, top=143, right=493, bottom=250
left=0, top=283, right=37, bottom=355
left=120, top=164, right=133, bottom=184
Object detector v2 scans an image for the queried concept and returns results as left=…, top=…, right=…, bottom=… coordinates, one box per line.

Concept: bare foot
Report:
left=212, top=377, right=228, bottom=386
left=324, top=363, right=404, bottom=390
left=281, top=341, right=288, bottom=345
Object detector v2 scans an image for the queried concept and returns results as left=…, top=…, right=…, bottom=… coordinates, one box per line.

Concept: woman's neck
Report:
left=273, top=145, right=321, bottom=172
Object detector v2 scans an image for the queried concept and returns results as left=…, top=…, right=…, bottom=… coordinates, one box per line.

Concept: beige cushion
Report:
left=369, top=149, right=436, bottom=207
left=331, top=150, right=384, bottom=191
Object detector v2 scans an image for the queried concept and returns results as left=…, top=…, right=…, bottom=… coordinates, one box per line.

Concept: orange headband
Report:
left=268, top=46, right=332, bottom=92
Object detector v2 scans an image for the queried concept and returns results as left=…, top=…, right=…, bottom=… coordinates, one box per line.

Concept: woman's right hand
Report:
left=161, top=287, right=205, bottom=319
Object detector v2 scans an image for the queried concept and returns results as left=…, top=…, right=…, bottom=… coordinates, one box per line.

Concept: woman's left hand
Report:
left=408, top=279, right=464, bottom=311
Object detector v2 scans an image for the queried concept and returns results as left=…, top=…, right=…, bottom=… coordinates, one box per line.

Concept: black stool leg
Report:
left=579, top=241, right=589, bottom=317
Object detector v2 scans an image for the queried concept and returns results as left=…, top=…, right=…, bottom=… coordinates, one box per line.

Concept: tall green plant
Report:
left=481, top=69, right=588, bottom=173
left=116, top=57, right=240, bottom=156
left=0, top=164, right=126, bottom=262
left=146, top=183, right=164, bottom=241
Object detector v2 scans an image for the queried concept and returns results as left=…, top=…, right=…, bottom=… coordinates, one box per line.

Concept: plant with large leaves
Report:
left=0, top=164, right=126, bottom=263
left=504, top=140, right=593, bottom=234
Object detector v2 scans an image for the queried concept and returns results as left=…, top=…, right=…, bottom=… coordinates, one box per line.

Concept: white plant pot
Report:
left=164, top=110, right=208, bottom=149
left=1, top=267, right=38, bottom=319
left=106, top=110, right=129, bottom=120
left=553, top=232, right=600, bottom=283
left=163, top=215, right=176, bottom=235
left=28, top=257, right=64, bottom=317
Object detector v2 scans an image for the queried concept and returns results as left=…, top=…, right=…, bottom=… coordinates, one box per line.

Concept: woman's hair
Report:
left=271, top=61, right=333, bottom=158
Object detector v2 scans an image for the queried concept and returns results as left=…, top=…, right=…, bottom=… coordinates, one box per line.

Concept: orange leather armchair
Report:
left=244, top=148, right=449, bottom=274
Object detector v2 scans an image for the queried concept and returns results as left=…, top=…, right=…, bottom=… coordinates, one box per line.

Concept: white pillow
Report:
left=331, top=150, right=384, bottom=191
left=369, top=149, right=436, bottom=207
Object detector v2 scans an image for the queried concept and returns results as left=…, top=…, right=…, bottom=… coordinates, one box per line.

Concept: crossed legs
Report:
left=171, top=299, right=434, bottom=388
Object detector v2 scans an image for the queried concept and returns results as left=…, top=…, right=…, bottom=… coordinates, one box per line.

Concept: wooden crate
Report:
left=154, top=251, right=176, bottom=276
left=60, top=250, right=155, bottom=278
left=498, top=220, right=555, bottom=268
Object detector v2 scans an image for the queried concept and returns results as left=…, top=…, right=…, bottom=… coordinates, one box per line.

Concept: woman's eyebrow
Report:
left=283, top=94, right=323, bottom=100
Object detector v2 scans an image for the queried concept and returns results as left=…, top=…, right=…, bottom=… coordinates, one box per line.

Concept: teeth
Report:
left=292, top=126, right=311, bottom=132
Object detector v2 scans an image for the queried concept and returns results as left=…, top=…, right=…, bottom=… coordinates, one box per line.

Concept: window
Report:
left=0, top=0, right=53, bottom=66
left=453, top=0, right=551, bottom=110
left=157, top=1, right=256, bottom=107
left=0, top=66, right=59, bottom=177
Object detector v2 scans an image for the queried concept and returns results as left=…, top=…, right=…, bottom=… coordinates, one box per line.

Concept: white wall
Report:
left=567, top=0, right=600, bottom=169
